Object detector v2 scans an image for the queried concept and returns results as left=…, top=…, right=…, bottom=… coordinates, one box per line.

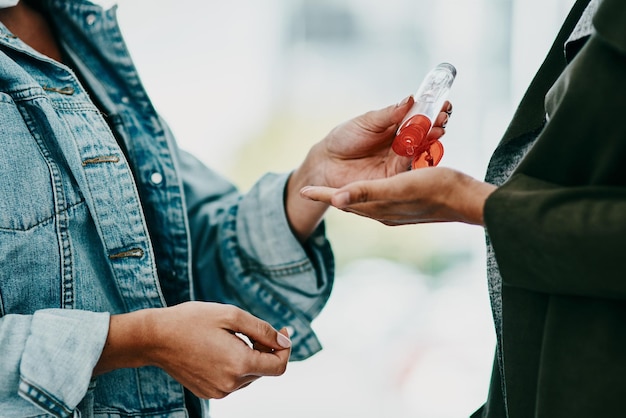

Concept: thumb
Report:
left=330, top=178, right=391, bottom=208
left=252, top=327, right=292, bottom=353
left=300, top=183, right=388, bottom=208
left=359, top=95, right=414, bottom=132
left=229, top=310, right=292, bottom=351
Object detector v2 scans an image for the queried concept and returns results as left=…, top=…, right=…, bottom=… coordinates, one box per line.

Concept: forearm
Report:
left=485, top=174, right=626, bottom=298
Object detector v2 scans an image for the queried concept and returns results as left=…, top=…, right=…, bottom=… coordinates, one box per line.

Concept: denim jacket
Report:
left=0, top=1, right=334, bottom=417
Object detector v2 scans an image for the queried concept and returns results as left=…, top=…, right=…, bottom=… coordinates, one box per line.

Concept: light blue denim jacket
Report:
left=0, top=1, right=334, bottom=417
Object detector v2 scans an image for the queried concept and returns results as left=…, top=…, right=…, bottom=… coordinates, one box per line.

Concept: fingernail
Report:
left=284, top=326, right=294, bottom=337
left=333, top=191, right=351, bottom=208
left=277, top=332, right=292, bottom=348
left=299, top=186, right=312, bottom=199
left=396, top=95, right=412, bottom=108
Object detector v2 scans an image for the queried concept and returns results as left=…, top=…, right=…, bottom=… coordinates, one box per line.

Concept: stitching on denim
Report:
left=18, top=377, right=73, bottom=418
left=243, top=257, right=314, bottom=278
left=21, top=102, right=76, bottom=309
left=92, top=406, right=189, bottom=416
left=0, top=200, right=84, bottom=233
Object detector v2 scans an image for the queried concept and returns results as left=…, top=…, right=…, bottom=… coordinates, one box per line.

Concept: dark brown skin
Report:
left=0, top=1, right=63, bottom=62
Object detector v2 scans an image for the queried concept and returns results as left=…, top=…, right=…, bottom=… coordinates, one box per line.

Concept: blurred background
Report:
left=113, top=0, right=575, bottom=416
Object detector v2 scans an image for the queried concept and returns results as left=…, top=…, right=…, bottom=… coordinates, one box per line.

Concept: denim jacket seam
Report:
left=242, top=257, right=314, bottom=278
left=4, top=87, right=48, bottom=102
left=224, top=204, right=315, bottom=277
left=0, top=201, right=85, bottom=233
left=19, top=376, right=73, bottom=418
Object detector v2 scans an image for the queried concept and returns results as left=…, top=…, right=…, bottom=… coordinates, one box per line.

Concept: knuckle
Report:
left=221, top=381, right=239, bottom=395
left=221, top=304, right=242, bottom=323
left=230, top=362, right=248, bottom=378
left=211, top=390, right=229, bottom=400
left=212, top=373, right=241, bottom=395
left=275, top=362, right=288, bottom=376
left=256, top=319, right=274, bottom=338
left=225, top=355, right=249, bottom=377
left=355, top=188, right=369, bottom=203
left=195, top=387, right=218, bottom=400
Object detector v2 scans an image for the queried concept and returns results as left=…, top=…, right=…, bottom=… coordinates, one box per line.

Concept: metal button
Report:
left=86, top=14, right=97, bottom=25
left=150, top=172, right=163, bottom=185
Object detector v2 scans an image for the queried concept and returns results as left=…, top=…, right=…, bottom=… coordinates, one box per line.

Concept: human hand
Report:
left=96, top=302, right=291, bottom=399
left=307, top=97, right=452, bottom=189
left=286, top=97, right=451, bottom=240
left=300, top=166, right=496, bottom=226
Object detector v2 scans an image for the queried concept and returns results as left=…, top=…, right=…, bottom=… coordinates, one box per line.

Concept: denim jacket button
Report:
left=86, top=14, right=97, bottom=25
left=150, top=172, right=164, bottom=185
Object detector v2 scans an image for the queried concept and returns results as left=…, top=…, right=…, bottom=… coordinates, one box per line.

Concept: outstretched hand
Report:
left=300, top=166, right=497, bottom=227
left=286, top=97, right=450, bottom=240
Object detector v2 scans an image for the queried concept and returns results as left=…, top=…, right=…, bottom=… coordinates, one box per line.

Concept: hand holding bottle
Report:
left=392, top=63, right=456, bottom=169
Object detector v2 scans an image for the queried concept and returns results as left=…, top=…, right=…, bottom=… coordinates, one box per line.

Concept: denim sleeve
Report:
left=0, top=310, right=109, bottom=418
left=179, top=150, right=334, bottom=361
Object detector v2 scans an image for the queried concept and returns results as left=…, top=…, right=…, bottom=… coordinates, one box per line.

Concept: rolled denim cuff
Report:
left=237, top=172, right=333, bottom=298
left=18, top=309, right=110, bottom=418
left=236, top=172, right=334, bottom=360
left=237, top=172, right=306, bottom=267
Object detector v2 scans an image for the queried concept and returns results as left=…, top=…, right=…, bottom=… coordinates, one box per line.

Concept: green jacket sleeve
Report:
left=484, top=0, right=626, bottom=299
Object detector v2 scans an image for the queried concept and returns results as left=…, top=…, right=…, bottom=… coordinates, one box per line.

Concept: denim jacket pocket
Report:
left=0, top=92, right=88, bottom=317
left=0, top=93, right=82, bottom=232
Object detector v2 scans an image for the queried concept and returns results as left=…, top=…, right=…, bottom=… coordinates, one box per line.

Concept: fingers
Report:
left=242, top=334, right=291, bottom=377
left=433, top=111, right=449, bottom=129
left=328, top=179, right=391, bottom=208
left=261, top=330, right=291, bottom=375
left=299, top=185, right=337, bottom=205
left=428, top=100, right=453, bottom=142
left=252, top=328, right=290, bottom=353
left=302, top=168, right=426, bottom=209
left=389, top=95, right=416, bottom=125
left=221, top=308, right=291, bottom=376
left=434, top=101, right=453, bottom=128
left=223, top=306, right=291, bottom=351
left=301, top=179, right=388, bottom=209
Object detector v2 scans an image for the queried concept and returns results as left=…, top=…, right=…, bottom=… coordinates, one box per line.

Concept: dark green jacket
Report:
left=476, top=0, right=626, bottom=416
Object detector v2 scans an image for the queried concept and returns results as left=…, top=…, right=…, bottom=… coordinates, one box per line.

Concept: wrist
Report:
left=285, top=145, right=330, bottom=241
left=94, top=309, right=156, bottom=375
left=450, top=172, right=496, bottom=226
left=291, top=142, right=327, bottom=187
